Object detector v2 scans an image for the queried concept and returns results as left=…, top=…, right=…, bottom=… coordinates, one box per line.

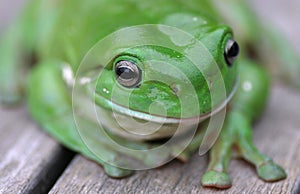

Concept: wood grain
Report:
left=0, top=106, right=74, bottom=194
left=49, top=84, right=300, bottom=194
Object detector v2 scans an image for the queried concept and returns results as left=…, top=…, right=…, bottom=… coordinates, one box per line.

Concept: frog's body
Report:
left=1, top=0, right=295, bottom=189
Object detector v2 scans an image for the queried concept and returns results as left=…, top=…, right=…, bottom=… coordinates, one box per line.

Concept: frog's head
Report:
left=87, top=14, right=239, bottom=140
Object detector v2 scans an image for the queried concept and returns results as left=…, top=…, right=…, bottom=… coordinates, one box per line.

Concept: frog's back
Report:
left=25, top=0, right=218, bottom=68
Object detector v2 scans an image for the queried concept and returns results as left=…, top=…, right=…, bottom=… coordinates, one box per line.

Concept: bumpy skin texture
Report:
left=0, top=0, right=294, bottom=189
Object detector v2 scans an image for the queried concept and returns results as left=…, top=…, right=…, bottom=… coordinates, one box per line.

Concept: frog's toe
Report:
left=104, top=164, right=134, bottom=178
left=257, top=161, right=287, bottom=182
left=201, top=170, right=232, bottom=189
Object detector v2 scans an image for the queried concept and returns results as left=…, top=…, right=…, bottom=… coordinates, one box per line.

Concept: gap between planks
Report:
left=0, top=106, right=75, bottom=194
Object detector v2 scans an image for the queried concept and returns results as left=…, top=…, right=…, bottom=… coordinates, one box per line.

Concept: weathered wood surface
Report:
left=48, top=84, right=300, bottom=194
left=0, top=106, right=74, bottom=194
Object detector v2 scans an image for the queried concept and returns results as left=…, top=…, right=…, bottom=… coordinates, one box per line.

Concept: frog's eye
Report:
left=224, top=39, right=240, bottom=67
left=114, top=60, right=142, bottom=88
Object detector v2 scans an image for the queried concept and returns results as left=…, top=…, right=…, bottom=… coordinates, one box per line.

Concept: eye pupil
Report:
left=116, top=67, right=136, bottom=79
left=227, top=42, right=239, bottom=58
left=225, top=39, right=240, bottom=67
left=114, top=60, right=142, bottom=88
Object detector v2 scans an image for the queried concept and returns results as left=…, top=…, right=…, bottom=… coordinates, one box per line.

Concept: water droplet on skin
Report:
left=103, top=88, right=110, bottom=94
left=243, top=81, right=253, bottom=92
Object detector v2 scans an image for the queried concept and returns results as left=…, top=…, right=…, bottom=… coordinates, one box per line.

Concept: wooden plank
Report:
left=0, top=106, right=74, bottom=194
left=49, top=84, right=300, bottom=194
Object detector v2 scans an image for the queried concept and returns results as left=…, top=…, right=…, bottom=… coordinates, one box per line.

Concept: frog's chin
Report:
left=91, top=80, right=238, bottom=140
left=94, top=79, right=239, bottom=125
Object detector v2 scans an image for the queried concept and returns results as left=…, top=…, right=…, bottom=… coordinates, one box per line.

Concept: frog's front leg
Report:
left=201, top=60, right=286, bottom=189
left=235, top=113, right=286, bottom=182
left=200, top=116, right=235, bottom=189
left=201, top=111, right=286, bottom=189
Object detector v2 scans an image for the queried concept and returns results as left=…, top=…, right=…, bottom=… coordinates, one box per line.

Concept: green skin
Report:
left=2, top=0, right=298, bottom=189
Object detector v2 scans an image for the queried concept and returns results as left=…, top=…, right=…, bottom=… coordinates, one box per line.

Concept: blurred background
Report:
left=1, top=0, right=300, bottom=55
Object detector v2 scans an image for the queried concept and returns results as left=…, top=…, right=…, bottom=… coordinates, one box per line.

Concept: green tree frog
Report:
left=1, top=0, right=298, bottom=189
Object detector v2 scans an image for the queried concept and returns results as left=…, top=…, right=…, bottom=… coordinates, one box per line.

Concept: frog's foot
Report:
left=201, top=171, right=232, bottom=189
left=201, top=126, right=234, bottom=189
left=103, top=163, right=134, bottom=178
left=201, top=112, right=286, bottom=189
left=257, top=160, right=286, bottom=182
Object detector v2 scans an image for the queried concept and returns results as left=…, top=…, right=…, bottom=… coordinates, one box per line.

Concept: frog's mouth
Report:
left=93, top=78, right=239, bottom=124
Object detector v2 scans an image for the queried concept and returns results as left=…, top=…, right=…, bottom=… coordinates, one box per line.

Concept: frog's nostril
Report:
left=170, top=83, right=181, bottom=96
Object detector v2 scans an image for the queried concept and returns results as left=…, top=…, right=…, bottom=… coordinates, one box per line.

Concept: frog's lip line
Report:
left=95, top=79, right=239, bottom=124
